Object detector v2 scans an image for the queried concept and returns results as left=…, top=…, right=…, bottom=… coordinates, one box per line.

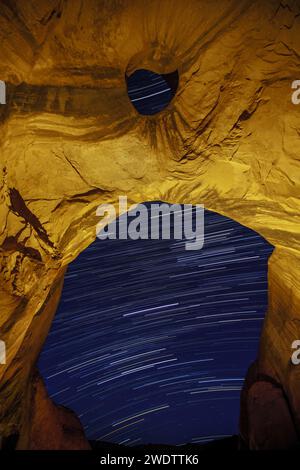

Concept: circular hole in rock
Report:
left=126, top=69, right=179, bottom=115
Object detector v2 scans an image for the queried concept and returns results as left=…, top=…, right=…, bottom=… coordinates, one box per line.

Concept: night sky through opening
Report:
left=39, top=71, right=274, bottom=446
left=39, top=206, right=273, bottom=445
left=126, top=69, right=178, bottom=115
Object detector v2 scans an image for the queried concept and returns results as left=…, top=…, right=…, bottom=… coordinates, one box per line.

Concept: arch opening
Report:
left=38, top=204, right=274, bottom=447
left=126, top=69, right=179, bottom=115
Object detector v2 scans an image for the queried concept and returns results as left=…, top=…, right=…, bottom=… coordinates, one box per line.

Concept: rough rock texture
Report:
left=17, top=370, right=91, bottom=450
left=247, top=381, right=298, bottom=449
left=240, top=361, right=299, bottom=449
left=0, top=0, right=300, bottom=449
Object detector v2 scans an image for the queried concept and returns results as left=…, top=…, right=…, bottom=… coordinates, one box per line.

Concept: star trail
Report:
left=38, top=205, right=274, bottom=446
left=126, top=69, right=178, bottom=115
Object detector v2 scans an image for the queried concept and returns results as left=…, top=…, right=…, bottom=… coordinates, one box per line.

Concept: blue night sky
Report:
left=38, top=205, right=273, bottom=446
left=38, top=70, right=274, bottom=446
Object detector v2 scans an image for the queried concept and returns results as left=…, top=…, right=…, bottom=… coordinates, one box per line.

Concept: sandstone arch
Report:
left=0, top=0, right=300, bottom=449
